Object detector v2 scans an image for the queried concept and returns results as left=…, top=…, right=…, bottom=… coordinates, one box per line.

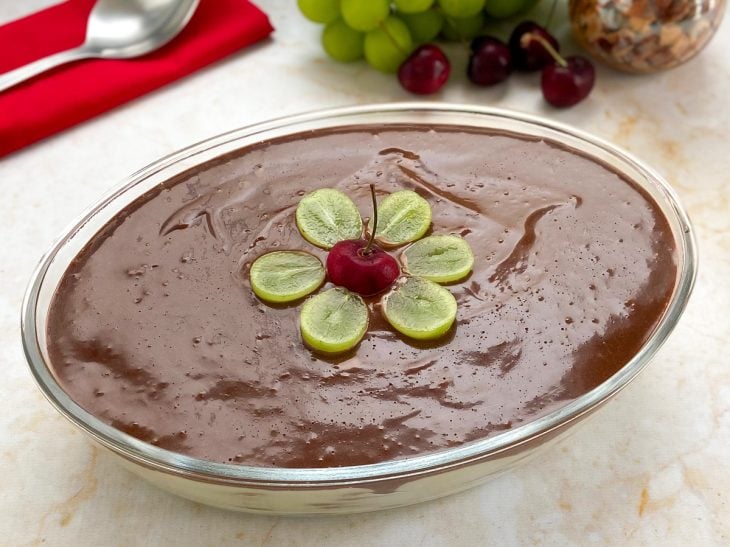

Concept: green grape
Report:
left=441, top=12, right=485, bottom=41
left=437, top=0, right=486, bottom=17
left=341, top=0, right=390, bottom=32
left=520, top=0, right=541, bottom=13
left=322, top=19, right=365, bottom=62
left=401, top=9, right=444, bottom=43
left=484, top=0, right=527, bottom=18
left=364, top=16, right=414, bottom=73
left=393, top=0, right=436, bottom=13
left=297, top=0, right=340, bottom=24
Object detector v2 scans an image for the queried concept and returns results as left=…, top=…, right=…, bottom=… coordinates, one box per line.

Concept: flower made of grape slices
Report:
left=249, top=186, right=474, bottom=354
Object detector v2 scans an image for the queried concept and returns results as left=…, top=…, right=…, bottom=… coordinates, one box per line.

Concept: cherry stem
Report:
left=363, top=184, right=378, bottom=255
left=524, top=32, right=567, bottom=68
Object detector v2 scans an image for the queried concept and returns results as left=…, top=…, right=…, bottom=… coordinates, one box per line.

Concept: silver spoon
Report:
left=0, top=0, right=199, bottom=93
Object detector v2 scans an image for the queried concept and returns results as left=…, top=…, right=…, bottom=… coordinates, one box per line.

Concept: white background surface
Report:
left=1, top=0, right=728, bottom=545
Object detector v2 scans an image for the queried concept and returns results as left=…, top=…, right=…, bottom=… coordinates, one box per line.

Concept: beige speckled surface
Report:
left=1, top=1, right=728, bottom=545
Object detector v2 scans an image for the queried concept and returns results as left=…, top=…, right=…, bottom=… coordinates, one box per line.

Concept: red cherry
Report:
left=468, top=36, right=512, bottom=86
left=508, top=21, right=560, bottom=72
left=541, top=56, right=595, bottom=107
left=327, top=239, right=400, bottom=296
left=398, top=44, right=450, bottom=95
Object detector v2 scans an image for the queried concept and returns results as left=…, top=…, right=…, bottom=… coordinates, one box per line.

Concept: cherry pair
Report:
left=469, top=21, right=595, bottom=107
left=398, top=21, right=595, bottom=108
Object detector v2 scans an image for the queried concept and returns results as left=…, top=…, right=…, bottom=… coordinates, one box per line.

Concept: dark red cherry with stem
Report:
left=326, top=185, right=399, bottom=296
left=527, top=31, right=595, bottom=107
left=542, top=55, right=595, bottom=107
left=468, top=36, right=512, bottom=86
left=508, top=21, right=559, bottom=71
left=327, top=240, right=400, bottom=296
left=398, top=44, right=450, bottom=95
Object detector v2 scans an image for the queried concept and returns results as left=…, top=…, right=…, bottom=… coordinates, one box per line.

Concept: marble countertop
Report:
left=2, top=1, right=728, bottom=545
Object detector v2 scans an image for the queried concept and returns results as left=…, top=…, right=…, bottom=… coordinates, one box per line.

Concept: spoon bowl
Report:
left=0, top=0, right=199, bottom=92
left=86, top=0, right=200, bottom=58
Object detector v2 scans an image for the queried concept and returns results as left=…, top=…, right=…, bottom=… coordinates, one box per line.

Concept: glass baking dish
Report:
left=21, top=103, right=697, bottom=515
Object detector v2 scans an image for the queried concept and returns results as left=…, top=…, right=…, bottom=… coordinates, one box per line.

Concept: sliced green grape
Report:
left=394, top=0, right=436, bottom=13
left=441, top=12, right=485, bottom=41
left=484, top=0, right=527, bottom=18
left=300, top=288, right=369, bottom=353
left=296, top=188, right=363, bottom=249
left=382, top=277, right=457, bottom=340
left=298, top=0, right=340, bottom=24
left=437, top=0, right=486, bottom=17
left=249, top=251, right=325, bottom=303
left=322, top=19, right=365, bottom=62
left=341, top=0, right=390, bottom=32
left=371, top=190, right=431, bottom=246
left=401, top=235, right=474, bottom=283
left=401, top=9, right=444, bottom=43
left=364, top=16, right=414, bottom=73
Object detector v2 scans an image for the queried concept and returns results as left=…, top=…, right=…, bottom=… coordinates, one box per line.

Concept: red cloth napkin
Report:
left=0, top=0, right=273, bottom=158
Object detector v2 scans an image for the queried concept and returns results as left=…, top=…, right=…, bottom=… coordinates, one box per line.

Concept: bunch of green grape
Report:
left=297, top=0, right=535, bottom=73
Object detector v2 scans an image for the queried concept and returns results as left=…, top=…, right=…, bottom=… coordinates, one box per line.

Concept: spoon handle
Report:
left=0, top=47, right=93, bottom=93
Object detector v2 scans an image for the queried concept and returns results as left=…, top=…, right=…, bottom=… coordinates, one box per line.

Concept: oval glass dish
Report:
left=22, top=103, right=697, bottom=515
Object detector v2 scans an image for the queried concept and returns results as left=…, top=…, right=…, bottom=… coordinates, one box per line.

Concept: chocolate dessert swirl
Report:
left=47, top=126, right=677, bottom=467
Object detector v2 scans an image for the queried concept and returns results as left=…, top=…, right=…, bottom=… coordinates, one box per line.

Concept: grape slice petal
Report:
left=401, top=234, right=474, bottom=283
left=296, top=188, right=363, bottom=249
left=300, top=288, right=369, bottom=353
left=250, top=251, right=325, bottom=303
left=382, top=276, right=457, bottom=340
left=372, top=190, right=432, bottom=247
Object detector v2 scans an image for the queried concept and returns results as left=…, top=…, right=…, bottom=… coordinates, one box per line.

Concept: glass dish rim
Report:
left=21, top=102, right=698, bottom=486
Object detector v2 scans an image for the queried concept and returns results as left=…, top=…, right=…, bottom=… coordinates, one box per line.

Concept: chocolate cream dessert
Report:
left=46, top=124, right=678, bottom=468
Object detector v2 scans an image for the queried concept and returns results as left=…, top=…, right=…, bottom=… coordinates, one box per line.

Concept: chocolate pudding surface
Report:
left=46, top=124, right=678, bottom=468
